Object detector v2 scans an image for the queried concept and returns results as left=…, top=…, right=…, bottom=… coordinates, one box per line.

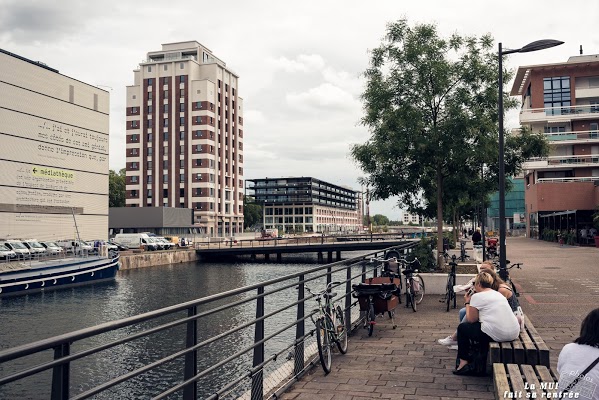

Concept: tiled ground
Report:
left=280, top=236, right=599, bottom=399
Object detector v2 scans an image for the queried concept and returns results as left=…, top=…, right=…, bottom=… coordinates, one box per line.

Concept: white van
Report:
left=41, top=241, right=64, bottom=255
left=56, top=240, right=94, bottom=255
left=0, top=243, right=17, bottom=260
left=112, top=233, right=159, bottom=251
left=22, top=240, right=47, bottom=255
left=2, top=240, right=31, bottom=259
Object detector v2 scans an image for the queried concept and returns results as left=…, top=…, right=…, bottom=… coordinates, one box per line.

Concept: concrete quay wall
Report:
left=118, top=250, right=198, bottom=270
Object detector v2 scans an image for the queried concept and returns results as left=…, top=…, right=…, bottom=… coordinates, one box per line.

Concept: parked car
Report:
left=155, top=237, right=175, bottom=250
left=21, top=240, right=47, bottom=256
left=88, top=240, right=119, bottom=253
left=0, top=244, right=17, bottom=260
left=40, top=242, right=64, bottom=255
left=108, top=239, right=129, bottom=251
left=56, top=240, right=94, bottom=255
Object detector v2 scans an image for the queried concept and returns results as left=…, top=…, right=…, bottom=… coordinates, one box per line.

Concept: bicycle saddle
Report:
left=323, top=292, right=337, bottom=299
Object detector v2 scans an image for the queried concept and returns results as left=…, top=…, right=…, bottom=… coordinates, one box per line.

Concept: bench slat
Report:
left=501, top=342, right=514, bottom=364
left=521, top=364, right=542, bottom=399
left=536, top=365, right=554, bottom=383
left=524, top=316, right=550, bottom=367
left=512, top=339, right=525, bottom=364
left=489, top=342, right=501, bottom=364
left=507, top=364, right=527, bottom=395
left=519, top=327, right=539, bottom=366
left=493, top=363, right=510, bottom=400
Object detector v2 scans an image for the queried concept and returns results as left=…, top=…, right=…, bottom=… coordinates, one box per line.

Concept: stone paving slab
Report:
left=280, top=237, right=599, bottom=399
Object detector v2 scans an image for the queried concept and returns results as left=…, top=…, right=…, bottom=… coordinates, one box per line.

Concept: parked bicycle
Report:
left=352, top=281, right=398, bottom=336
left=307, top=281, right=348, bottom=374
left=441, top=254, right=458, bottom=311
left=398, top=258, right=425, bottom=312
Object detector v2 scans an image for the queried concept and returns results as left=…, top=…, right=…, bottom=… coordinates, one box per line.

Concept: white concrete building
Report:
left=0, top=48, right=110, bottom=241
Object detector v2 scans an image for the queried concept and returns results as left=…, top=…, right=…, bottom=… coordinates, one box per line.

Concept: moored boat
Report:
left=0, top=252, right=120, bottom=297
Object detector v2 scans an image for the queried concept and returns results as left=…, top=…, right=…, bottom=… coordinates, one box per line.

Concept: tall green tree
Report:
left=372, top=214, right=390, bottom=226
left=109, top=168, right=126, bottom=208
left=243, top=197, right=263, bottom=229
left=352, top=19, right=546, bottom=266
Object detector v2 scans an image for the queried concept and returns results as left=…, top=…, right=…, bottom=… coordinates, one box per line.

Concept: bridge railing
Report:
left=0, top=243, right=417, bottom=400
left=194, top=233, right=419, bottom=250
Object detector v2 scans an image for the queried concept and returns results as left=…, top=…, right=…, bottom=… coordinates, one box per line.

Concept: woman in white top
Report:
left=557, top=308, right=599, bottom=399
left=453, top=271, right=520, bottom=376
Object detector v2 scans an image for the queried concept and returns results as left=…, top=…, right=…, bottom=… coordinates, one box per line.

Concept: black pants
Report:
left=457, top=321, right=491, bottom=363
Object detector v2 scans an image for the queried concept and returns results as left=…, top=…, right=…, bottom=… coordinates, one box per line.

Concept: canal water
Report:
left=0, top=251, right=372, bottom=399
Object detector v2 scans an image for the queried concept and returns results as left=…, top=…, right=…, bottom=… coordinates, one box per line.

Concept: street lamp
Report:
left=498, top=39, right=563, bottom=278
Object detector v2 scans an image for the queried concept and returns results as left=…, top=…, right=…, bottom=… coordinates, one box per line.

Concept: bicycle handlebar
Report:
left=306, top=281, right=341, bottom=297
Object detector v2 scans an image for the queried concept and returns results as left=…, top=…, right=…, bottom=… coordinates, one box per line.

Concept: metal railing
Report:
left=194, top=234, right=413, bottom=250
left=0, top=243, right=416, bottom=399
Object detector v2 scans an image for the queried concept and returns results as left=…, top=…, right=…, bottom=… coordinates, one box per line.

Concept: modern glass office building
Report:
left=247, top=177, right=362, bottom=233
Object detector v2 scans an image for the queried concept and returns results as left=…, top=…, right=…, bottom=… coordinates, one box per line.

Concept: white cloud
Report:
left=286, top=83, right=359, bottom=112
left=243, top=109, right=267, bottom=125
left=267, top=54, right=325, bottom=73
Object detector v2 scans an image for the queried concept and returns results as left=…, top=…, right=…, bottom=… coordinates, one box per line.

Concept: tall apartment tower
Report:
left=510, top=54, right=599, bottom=239
left=125, top=41, right=244, bottom=237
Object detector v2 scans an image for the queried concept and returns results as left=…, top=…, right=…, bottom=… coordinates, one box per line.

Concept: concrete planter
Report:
left=418, top=273, right=476, bottom=295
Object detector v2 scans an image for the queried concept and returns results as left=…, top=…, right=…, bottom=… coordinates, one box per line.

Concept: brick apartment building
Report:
left=511, top=53, right=599, bottom=241
left=125, top=41, right=244, bottom=237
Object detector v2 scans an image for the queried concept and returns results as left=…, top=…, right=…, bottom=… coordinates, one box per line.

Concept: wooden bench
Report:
left=493, top=363, right=559, bottom=400
left=489, top=316, right=550, bottom=367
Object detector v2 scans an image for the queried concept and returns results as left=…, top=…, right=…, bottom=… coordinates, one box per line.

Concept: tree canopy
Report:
left=109, top=168, right=126, bottom=208
left=351, top=19, right=547, bottom=265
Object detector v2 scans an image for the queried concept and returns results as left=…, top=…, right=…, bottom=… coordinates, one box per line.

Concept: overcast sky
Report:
left=2, top=0, right=598, bottom=220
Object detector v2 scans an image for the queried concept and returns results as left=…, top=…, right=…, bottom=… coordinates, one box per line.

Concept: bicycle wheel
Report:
left=413, top=274, right=425, bottom=305
left=367, top=302, right=375, bottom=336
left=334, top=305, right=348, bottom=354
left=445, top=274, right=454, bottom=312
left=315, top=317, right=332, bottom=374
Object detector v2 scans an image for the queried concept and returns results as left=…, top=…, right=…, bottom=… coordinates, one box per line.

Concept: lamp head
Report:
left=518, top=39, right=564, bottom=53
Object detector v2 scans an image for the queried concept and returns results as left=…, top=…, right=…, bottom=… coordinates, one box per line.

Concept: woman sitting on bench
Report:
left=453, top=271, right=520, bottom=376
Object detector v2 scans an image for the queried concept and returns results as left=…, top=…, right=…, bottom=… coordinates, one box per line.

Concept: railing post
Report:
left=362, top=263, right=366, bottom=283
left=251, top=286, right=265, bottom=400
left=51, top=343, right=70, bottom=400
left=183, top=305, right=198, bottom=400
left=294, top=275, right=305, bottom=376
left=345, top=266, right=351, bottom=332
left=326, top=266, right=332, bottom=286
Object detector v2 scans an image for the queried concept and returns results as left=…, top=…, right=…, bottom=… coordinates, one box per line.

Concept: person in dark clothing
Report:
left=463, top=229, right=467, bottom=238
left=471, top=229, right=482, bottom=246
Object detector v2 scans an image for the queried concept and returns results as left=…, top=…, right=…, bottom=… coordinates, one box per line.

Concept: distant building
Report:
left=125, top=41, right=244, bottom=237
left=400, top=212, right=421, bottom=225
left=247, top=177, right=362, bottom=233
left=109, top=207, right=195, bottom=237
left=510, top=53, right=599, bottom=239
left=0, top=48, right=110, bottom=241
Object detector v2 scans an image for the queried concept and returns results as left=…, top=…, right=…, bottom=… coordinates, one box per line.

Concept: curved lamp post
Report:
left=498, top=39, right=563, bottom=278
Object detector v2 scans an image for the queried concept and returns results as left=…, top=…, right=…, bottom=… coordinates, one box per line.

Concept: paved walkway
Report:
left=280, top=236, right=599, bottom=399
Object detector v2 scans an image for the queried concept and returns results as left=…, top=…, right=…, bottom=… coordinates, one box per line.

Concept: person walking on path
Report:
left=471, top=229, right=482, bottom=246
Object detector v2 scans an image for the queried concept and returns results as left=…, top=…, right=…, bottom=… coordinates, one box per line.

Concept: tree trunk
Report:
left=436, top=169, right=444, bottom=269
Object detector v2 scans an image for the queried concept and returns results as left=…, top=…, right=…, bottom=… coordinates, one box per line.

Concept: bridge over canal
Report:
left=195, top=236, right=418, bottom=262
